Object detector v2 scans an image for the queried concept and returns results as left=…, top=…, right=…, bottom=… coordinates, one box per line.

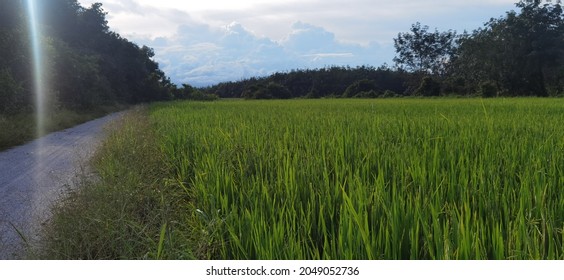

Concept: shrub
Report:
left=480, top=81, right=498, bottom=98
left=243, top=82, right=291, bottom=99
left=342, top=79, right=379, bottom=98
left=381, top=90, right=397, bottom=98
left=0, top=68, right=23, bottom=113
left=415, top=76, right=441, bottom=96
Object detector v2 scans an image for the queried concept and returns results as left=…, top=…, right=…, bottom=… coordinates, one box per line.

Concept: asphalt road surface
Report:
left=0, top=113, right=122, bottom=259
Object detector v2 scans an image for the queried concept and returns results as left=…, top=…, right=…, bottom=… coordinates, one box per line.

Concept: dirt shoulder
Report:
left=0, top=112, right=123, bottom=259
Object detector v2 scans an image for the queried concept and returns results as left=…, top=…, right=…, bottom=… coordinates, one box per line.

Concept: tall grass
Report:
left=42, top=107, right=193, bottom=259
left=150, top=98, right=564, bottom=259
left=43, top=98, right=564, bottom=260
left=0, top=106, right=126, bottom=151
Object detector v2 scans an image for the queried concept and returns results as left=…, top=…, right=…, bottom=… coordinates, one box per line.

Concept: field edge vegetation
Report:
left=0, top=105, right=128, bottom=151
left=40, top=107, right=198, bottom=259
left=42, top=99, right=564, bottom=260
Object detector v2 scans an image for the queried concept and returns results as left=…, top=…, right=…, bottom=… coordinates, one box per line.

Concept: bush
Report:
left=0, top=68, right=23, bottom=113
left=381, top=90, right=397, bottom=98
left=415, top=76, right=441, bottom=96
left=266, top=82, right=292, bottom=99
left=342, top=79, right=379, bottom=98
left=190, top=91, right=219, bottom=101
left=353, top=90, right=379, bottom=98
left=480, top=81, right=498, bottom=98
left=242, top=82, right=291, bottom=99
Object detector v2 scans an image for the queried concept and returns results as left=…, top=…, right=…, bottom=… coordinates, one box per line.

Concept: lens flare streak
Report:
left=26, top=0, right=46, bottom=137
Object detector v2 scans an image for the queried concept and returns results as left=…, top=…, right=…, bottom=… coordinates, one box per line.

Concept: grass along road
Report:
left=0, top=106, right=128, bottom=151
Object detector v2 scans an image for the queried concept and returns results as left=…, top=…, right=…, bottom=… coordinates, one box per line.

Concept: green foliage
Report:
left=480, top=81, right=498, bottom=98
left=387, top=1, right=564, bottom=97
left=242, top=84, right=271, bottom=99
left=242, top=82, right=292, bottom=99
left=0, top=0, right=175, bottom=114
left=0, top=68, right=23, bottom=113
left=0, top=105, right=125, bottom=151
left=353, top=90, right=379, bottom=98
left=149, top=99, right=564, bottom=259
left=393, top=22, right=457, bottom=75
left=452, top=0, right=563, bottom=96
left=210, top=66, right=411, bottom=99
left=42, top=108, right=192, bottom=259
left=50, top=39, right=112, bottom=109
left=442, top=77, right=470, bottom=95
left=0, top=27, right=32, bottom=109
left=0, top=0, right=23, bottom=30
left=45, top=99, right=564, bottom=259
left=43, top=99, right=564, bottom=259
left=342, top=79, right=379, bottom=98
left=381, top=90, right=398, bottom=98
left=266, top=82, right=292, bottom=99
left=189, top=91, right=219, bottom=101
left=415, top=76, right=441, bottom=96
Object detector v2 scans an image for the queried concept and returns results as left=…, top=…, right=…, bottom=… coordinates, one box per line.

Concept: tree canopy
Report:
left=452, top=0, right=563, bottom=96
left=0, top=0, right=174, bottom=113
left=206, top=66, right=411, bottom=99
left=393, top=22, right=457, bottom=76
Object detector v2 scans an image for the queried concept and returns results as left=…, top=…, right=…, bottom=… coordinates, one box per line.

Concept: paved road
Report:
left=0, top=113, right=122, bottom=259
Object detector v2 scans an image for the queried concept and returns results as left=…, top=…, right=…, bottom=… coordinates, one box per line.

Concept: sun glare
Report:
left=26, top=0, right=46, bottom=138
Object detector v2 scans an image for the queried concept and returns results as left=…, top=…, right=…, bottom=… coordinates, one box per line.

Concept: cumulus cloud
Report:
left=136, top=21, right=392, bottom=87
left=197, top=0, right=516, bottom=44
left=80, top=0, right=517, bottom=43
left=77, top=0, right=517, bottom=86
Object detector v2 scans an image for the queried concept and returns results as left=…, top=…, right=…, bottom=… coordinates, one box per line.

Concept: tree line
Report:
left=0, top=0, right=182, bottom=114
left=206, top=0, right=563, bottom=99
left=207, top=65, right=410, bottom=99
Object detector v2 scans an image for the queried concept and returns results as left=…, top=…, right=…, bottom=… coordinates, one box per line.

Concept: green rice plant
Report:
left=147, top=98, right=564, bottom=260
left=45, top=98, right=564, bottom=260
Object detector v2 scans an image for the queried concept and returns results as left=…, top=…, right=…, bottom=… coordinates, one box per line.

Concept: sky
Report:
left=77, top=0, right=518, bottom=87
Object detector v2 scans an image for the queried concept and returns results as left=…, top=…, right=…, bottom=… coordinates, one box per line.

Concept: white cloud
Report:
left=77, top=0, right=518, bottom=86
left=134, top=20, right=394, bottom=87
left=190, top=0, right=517, bottom=44
left=79, top=0, right=517, bottom=43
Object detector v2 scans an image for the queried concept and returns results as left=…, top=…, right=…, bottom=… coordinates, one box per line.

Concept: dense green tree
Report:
left=50, top=39, right=112, bottom=108
left=266, top=82, right=292, bottom=99
left=209, top=66, right=411, bottom=99
left=453, top=0, right=563, bottom=96
left=242, top=82, right=291, bottom=99
left=0, top=0, right=175, bottom=113
left=0, top=1, right=31, bottom=110
left=39, top=0, right=82, bottom=41
left=172, top=84, right=217, bottom=100
left=0, top=68, right=23, bottom=113
left=342, top=79, right=379, bottom=98
left=0, top=0, right=24, bottom=30
left=480, top=81, right=499, bottom=98
left=242, top=84, right=271, bottom=99
left=415, top=76, right=441, bottom=96
left=393, top=22, right=457, bottom=76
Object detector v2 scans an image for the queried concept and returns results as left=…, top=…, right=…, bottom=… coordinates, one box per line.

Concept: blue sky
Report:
left=77, top=0, right=518, bottom=87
